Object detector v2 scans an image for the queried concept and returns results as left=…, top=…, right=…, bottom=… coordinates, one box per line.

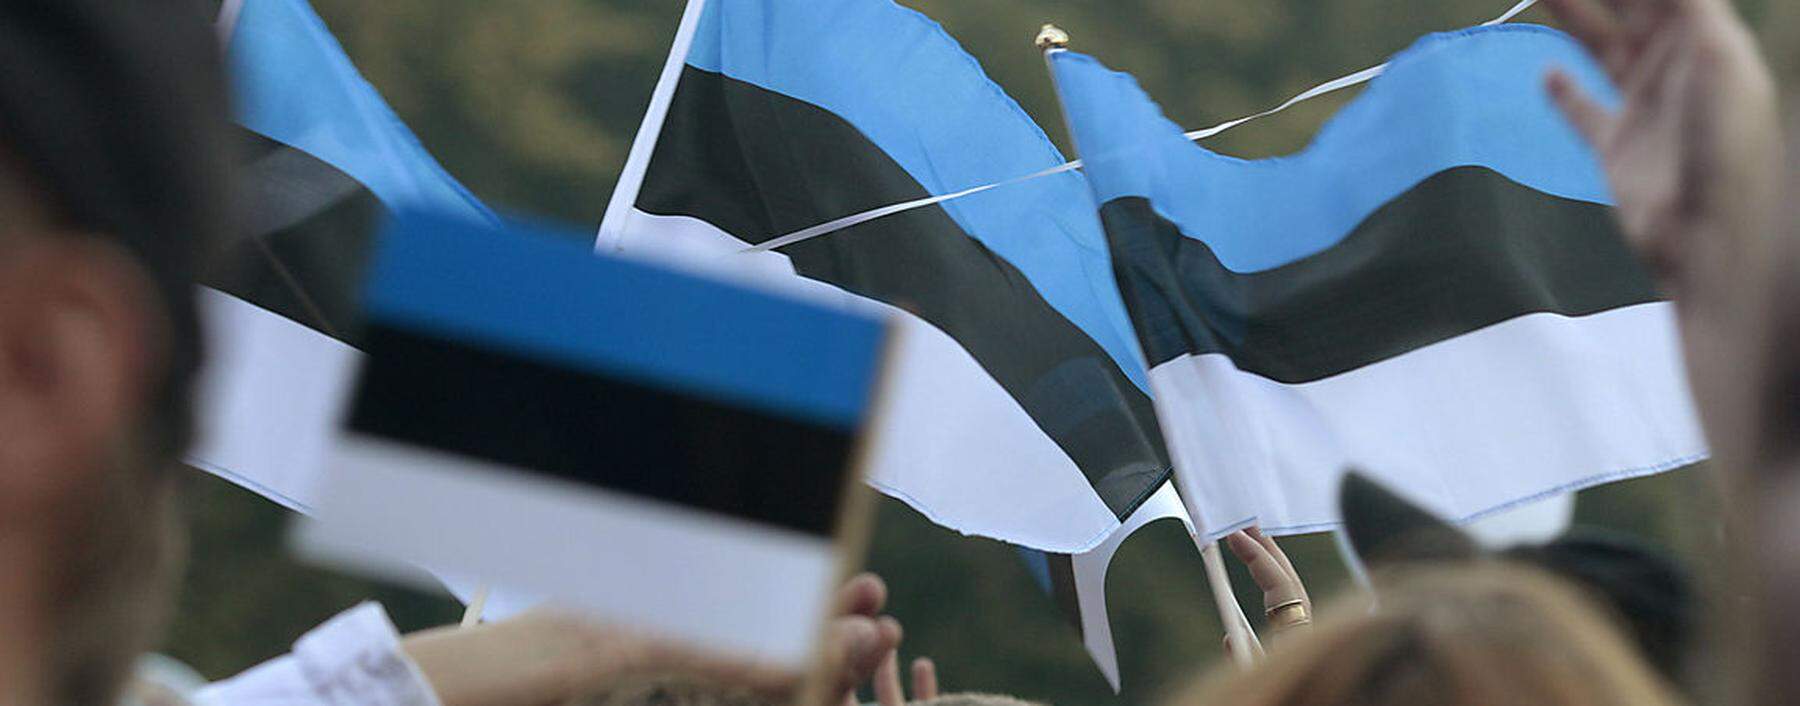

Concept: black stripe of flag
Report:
left=1100, top=166, right=1660, bottom=379
left=302, top=209, right=889, bottom=664
left=638, top=66, right=1170, bottom=518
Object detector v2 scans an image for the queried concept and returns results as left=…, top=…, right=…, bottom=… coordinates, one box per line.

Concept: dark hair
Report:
left=0, top=0, right=234, bottom=460
left=1502, top=532, right=1696, bottom=680
left=1340, top=472, right=1697, bottom=684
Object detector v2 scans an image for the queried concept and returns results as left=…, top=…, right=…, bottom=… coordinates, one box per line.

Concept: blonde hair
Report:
left=912, top=694, right=1047, bottom=706
left=1171, top=564, right=1681, bottom=706
left=566, top=674, right=778, bottom=706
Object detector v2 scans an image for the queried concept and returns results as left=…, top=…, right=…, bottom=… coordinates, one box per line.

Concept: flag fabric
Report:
left=1049, top=25, right=1708, bottom=541
left=606, top=0, right=1187, bottom=684
left=1014, top=482, right=1192, bottom=691
left=191, top=0, right=497, bottom=512
left=298, top=210, right=887, bottom=665
left=601, top=0, right=1170, bottom=555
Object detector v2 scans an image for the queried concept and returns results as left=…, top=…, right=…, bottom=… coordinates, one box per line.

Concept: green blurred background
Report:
left=167, top=1, right=1790, bottom=704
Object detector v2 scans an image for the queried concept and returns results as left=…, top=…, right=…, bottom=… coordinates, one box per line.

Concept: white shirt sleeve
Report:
left=192, top=602, right=442, bottom=706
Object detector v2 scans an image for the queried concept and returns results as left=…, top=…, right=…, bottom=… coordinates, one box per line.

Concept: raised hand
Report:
left=1542, top=0, right=1790, bottom=504
left=1225, top=527, right=1312, bottom=637
left=1541, top=0, right=1782, bottom=296
left=829, top=573, right=908, bottom=703
left=869, top=651, right=939, bottom=706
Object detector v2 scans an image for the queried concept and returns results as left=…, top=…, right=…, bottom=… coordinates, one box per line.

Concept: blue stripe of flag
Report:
left=225, top=0, right=496, bottom=225
left=1053, top=25, right=1621, bottom=273
left=685, top=0, right=1148, bottom=392
left=366, top=211, right=888, bottom=430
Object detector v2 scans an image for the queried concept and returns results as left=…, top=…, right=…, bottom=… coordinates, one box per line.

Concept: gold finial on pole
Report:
left=1034, top=23, right=1070, bottom=51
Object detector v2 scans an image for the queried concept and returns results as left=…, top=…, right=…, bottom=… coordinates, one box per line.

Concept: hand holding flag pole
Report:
left=1038, top=23, right=1264, bottom=669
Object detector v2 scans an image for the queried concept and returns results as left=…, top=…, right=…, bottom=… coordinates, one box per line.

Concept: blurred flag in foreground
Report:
left=1050, top=25, right=1707, bottom=541
left=191, top=0, right=495, bottom=511
left=600, top=0, right=1170, bottom=555
left=298, top=211, right=889, bottom=665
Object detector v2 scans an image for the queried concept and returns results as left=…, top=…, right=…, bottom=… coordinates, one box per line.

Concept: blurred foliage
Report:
left=168, top=0, right=1789, bottom=702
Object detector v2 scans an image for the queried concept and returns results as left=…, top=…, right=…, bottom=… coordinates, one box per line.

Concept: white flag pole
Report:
left=1333, top=528, right=1373, bottom=590
left=1198, top=536, right=1263, bottom=665
left=1038, top=25, right=1262, bottom=667
left=595, top=0, right=709, bottom=252
left=459, top=583, right=491, bottom=628
left=215, top=0, right=246, bottom=45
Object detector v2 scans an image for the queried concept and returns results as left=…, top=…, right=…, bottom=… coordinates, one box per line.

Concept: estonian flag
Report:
left=191, top=0, right=497, bottom=512
left=298, top=211, right=888, bottom=665
left=601, top=0, right=1169, bottom=555
left=1049, top=25, right=1708, bottom=541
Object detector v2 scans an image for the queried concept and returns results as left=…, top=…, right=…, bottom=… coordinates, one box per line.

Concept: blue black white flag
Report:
left=192, top=0, right=496, bottom=512
left=298, top=210, right=888, bottom=665
left=601, top=0, right=1253, bottom=684
left=1050, top=25, right=1707, bottom=541
left=600, top=0, right=1169, bottom=555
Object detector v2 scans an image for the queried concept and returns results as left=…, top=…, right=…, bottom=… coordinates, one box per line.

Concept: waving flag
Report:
left=299, top=211, right=887, bottom=664
left=601, top=0, right=1170, bottom=554
left=1050, top=25, right=1707, bottom=541
left=191, top=0, right=496, bottom=511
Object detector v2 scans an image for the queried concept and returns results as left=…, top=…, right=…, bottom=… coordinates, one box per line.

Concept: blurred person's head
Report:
left=1170, top=565, right=1680, bottom=706
left=564, top=677, right=1048, bottom=706
left=0, top=1, right=231, bottom=705
left=566, top=674, right=781, bottom=706
left=1340, top=473, right=1696, bottom=683
left=1499, top=533, right=1695, bottom=678
left=910, top=694, right=1047, bottom=706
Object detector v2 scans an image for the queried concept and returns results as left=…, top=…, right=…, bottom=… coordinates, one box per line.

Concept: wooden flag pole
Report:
left=1037, top=23, right=1262, bottom=667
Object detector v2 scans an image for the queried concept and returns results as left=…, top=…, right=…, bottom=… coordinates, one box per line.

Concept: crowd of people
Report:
left=0, top=0, right=1793, bottom=704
